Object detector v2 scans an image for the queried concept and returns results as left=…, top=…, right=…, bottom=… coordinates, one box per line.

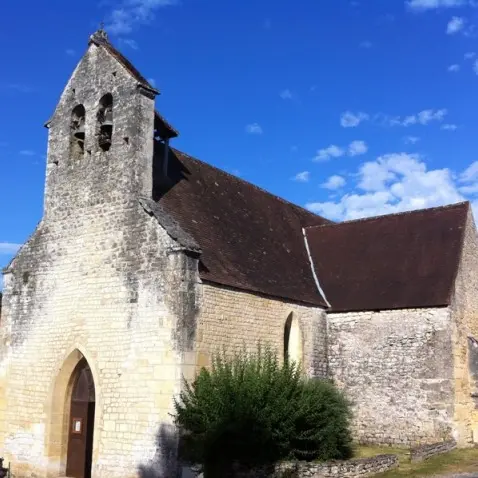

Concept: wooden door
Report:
left=66, top=360, right=95, bottom=478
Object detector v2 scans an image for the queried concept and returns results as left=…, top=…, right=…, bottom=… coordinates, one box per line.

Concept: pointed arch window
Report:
left=70, top=104, right=85, bottom=160
left=284, top=313, right=303, bottom=366
left=97, top=93, right=113, bottom=152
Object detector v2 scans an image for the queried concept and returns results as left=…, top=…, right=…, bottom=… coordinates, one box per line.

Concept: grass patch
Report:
left=354, top=445, right=478, bottom=477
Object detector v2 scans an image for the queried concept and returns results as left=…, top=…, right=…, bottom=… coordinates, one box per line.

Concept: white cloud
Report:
left=407, top=0, right=466, bottom=11
left=418, top=109, right=448, bottom=124
left=348, top=140, right=368, bottom=156
left=307, top=201, right=345, bottom=220
left=460, top=161, right=478, bottom=182
left=473, top=59, right=478, bottom=74
left=359, top=41, right=373, bottom=48
left=448, top=64, right=460, bottom=72
left=441, top=123, right=458, bottom=130
left=292, top=171, right=310, bottom=182
left=19, top=150, right=35, bottom=156
left=245, top=123, right=263, bottom=135
left=314, top=145, right=345, bottom=162
left=322, top=175, right=346, bottom=190
left=386, top=109, right=447, bottom=127
left=315, top=141, right=368, bottom=161
left=306, top=153, right=465, bottom=221
left=459, top=183, right=478, bottom=194
left=0, top=243, right=21, bottom=255
left=340, top=111, right=369, bottom=128
left=280, top=89, right=293, bottom=100
left=404, top=136, right=420, bottom=144
left=5, top=84, right=32, bottom=93
left=447, top=16, right=466, bottom=34
left=106, top=0, right=178, bottom=35
left=120, top=38, right=139, bottom=50
left=465, top=51, right=476, bottom=59
left=357, top=157, right=399, bottom=192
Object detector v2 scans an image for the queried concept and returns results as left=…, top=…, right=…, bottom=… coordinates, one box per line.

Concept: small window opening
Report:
left=70, top=104, right=86, bottom=161
left=123, top=137, right=129, bottom=145
left=97, top=93, right=113, bottom=152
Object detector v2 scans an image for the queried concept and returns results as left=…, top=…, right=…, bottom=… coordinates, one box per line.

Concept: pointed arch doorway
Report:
left=65, top=358, right=96, bottom=478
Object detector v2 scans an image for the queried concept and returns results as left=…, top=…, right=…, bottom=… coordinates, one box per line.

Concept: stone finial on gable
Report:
left=89, top=24, right=109, bottom=44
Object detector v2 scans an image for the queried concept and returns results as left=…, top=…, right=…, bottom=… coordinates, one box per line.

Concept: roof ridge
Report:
left=89, top=32, right=158, bottom=94
left=172, top=147, right=331, bottom=224
left=305, top=201, right=470, bottom=231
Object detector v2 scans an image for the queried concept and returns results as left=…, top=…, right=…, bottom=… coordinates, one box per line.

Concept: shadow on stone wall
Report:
left=138, top=423, right=180, bottom=478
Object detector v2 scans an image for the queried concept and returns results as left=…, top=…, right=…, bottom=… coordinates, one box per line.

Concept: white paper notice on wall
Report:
left=73, top=419, right=82, bottom=433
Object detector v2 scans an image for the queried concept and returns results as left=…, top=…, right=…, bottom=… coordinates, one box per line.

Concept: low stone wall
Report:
left=279, top=455, right=398, bottom=477
left=228, top=454, right=399, bottom=477
left=409, top=440, right=457, bottom=463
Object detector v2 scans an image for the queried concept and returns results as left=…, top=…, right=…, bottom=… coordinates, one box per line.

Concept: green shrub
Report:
left=173, top=348, right=352, bottom=477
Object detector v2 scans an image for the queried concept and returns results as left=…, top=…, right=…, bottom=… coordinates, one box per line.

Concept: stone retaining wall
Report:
left=225, top=454, right=399, bottom=477
left=410, top=440, right=457, bottom=463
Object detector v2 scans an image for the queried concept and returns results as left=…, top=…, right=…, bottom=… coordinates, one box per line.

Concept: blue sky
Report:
left=2, top=0, right=478, bottom=270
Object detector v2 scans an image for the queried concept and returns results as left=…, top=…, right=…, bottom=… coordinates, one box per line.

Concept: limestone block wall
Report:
left=195, top=283, right=328, bottom=379
left=0, top=202, right=199, bottom=478
left=0, top=41, right=199, bottom=478
left=449, top=209, right=478, bottom=445
left=327, top=307, right=454, bottom=446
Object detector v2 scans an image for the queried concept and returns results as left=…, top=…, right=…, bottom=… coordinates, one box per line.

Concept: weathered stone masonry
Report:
left=450, top=210, right=478, bottom=445
left=0, top=41, right=199, bottom=478
left=196, top=283, right=328, bottom=378
left=327, top=307, right=455, bottom=446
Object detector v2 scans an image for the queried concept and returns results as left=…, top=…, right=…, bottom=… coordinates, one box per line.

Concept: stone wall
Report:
left=410, top=440, right=456, bottom=463
left=220, top=455, right=399, bottom=478
left=0, top=41, right=199, bottom=478
left=449, top=209, right=478, bottom=445
left=327, top=307, right=455, bottom=446
left=195, top=283, right=328, bottom=379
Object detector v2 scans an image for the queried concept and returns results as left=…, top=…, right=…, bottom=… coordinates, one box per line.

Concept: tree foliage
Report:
left=173, top=348, right=352, bottom=477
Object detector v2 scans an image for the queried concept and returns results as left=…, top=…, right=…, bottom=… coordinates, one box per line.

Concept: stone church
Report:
left=1, top=28, right=478, bottom=478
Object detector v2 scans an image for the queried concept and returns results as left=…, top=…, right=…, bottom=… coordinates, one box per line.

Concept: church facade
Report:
left=1, top=29, right=478, bottom=478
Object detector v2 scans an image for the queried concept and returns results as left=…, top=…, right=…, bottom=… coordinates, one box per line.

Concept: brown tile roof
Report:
left=155, top=111, right=179, bottom=139
left=154, top=148, right=330, bottom=307
left=305, top=202, right=469, bottom=312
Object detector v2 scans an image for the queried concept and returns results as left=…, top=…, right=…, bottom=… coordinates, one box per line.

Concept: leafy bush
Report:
left=173, top=348, right=352, bottom=477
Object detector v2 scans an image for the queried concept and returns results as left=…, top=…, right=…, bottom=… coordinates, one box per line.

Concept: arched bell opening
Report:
left=97, top=93, right=113, bottom=152
left=70, top=105, right=86, bottom=161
